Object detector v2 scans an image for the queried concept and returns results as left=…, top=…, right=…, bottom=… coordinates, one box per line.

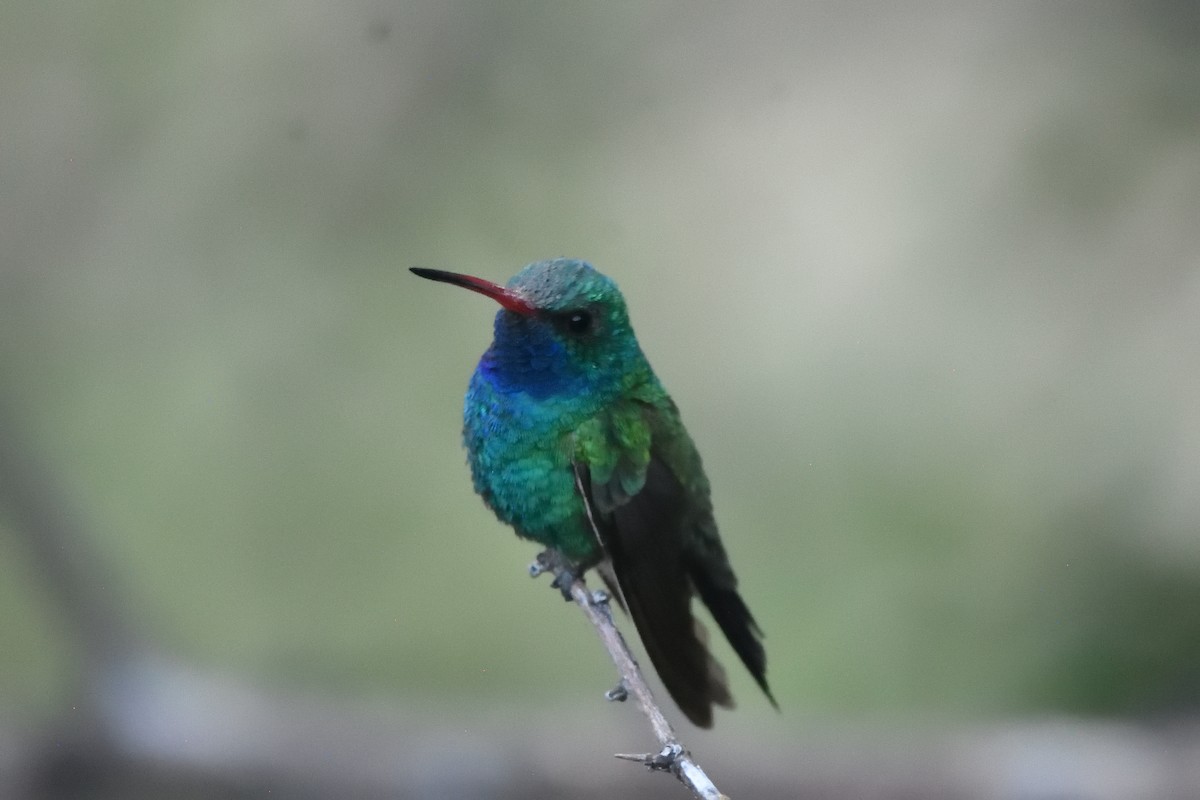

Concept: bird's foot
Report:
left=529, top=550, right=579, bottom=601
left=549, top=567, right=578, bottom=601
left=615, top=744, right=684, bottom=772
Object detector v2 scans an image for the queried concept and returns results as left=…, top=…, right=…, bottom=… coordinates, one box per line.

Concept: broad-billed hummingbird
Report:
left=411, top=258, right=774, bottom=727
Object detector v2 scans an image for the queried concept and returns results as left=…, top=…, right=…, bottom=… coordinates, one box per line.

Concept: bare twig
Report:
left=531, top=554, right=726, bottom=800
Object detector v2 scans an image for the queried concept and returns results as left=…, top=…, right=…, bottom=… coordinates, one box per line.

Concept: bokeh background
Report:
left=2, top=2, right=1199, bottom=797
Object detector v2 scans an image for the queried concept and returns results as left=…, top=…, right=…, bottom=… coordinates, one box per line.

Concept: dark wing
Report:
left=572, top=404, right=772, bottom=727
left=574, top=457, right=731, bottom=727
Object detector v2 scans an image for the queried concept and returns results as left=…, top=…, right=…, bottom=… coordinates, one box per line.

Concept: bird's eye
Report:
left=565, top=310, right=592, bottom=334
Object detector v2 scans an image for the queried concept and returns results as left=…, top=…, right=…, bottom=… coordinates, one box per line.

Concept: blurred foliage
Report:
left=1, top=0, right=1199, bottom=737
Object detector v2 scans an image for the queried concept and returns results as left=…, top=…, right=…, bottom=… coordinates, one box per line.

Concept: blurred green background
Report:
left=2, top=0, right=1199, bottom=780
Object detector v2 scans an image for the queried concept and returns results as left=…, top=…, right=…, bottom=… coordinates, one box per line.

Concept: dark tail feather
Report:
left=689, top=561, right=777, bottom=709
left=616, top=558, right=732, bottom=727
left=604, top=461, right=734, bottom=728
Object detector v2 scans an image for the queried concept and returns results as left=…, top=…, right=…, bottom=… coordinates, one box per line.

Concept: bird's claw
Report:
left=529, top=550, right=556, bottom=578
left=530, top=550, right=579, bottom=601
left=549, top=567, right=577, bottom=601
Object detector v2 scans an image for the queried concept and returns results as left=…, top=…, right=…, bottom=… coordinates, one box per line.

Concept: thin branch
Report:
left=532, top=554, right=726, bottom=800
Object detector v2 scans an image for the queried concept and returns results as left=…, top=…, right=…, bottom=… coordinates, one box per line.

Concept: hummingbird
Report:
left=411, top=258, right=774, bottom=727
